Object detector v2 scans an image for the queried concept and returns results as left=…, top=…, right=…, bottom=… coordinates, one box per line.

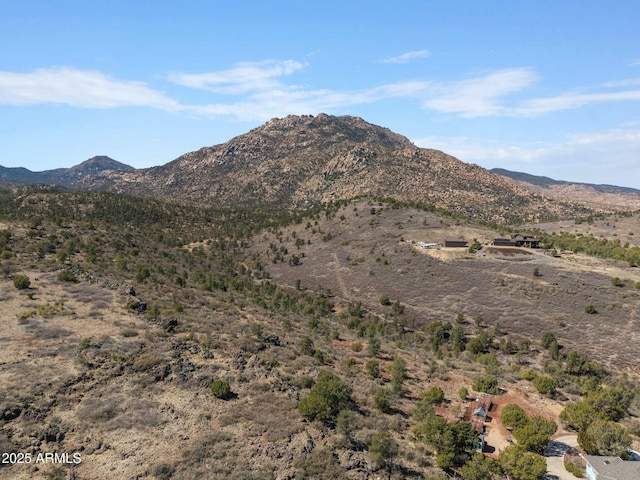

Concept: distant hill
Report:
left=5, top=116, right=639, bottom=223
left=491, top=168, right=640, bottom=210
left=0, top=156, right=134, bottom=186
left=491, top=168, right=640, bottom=194
left=75, top=114, right=593, bottom=224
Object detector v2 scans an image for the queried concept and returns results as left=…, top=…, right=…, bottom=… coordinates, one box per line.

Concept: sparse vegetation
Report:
left=0, top=187, right=638, bottom=479
left=210, top=380, right=231, bottom=400
left=13, top=274, right=30, bottom=289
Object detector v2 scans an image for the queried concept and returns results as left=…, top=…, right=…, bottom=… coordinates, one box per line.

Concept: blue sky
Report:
left=1, top=1, right=639, bottom=188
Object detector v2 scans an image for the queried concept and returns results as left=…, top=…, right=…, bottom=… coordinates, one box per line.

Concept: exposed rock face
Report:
left=78, top=114, right=592, bottom=223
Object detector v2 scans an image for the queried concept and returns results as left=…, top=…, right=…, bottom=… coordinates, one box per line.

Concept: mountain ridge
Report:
left=491, top=167, right=640, bottom=210
left=74, top=114, right=594, bottom=224
left=0, top=156, right=134, bottom=186
left=4, top=115, right=640, bottom=222
left=491, top=167, right=640, bottom=195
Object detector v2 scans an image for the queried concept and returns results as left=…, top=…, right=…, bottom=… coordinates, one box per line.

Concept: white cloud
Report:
left=420, top=68, right=539, bottom=117
left=414, top=127, right=640, bottom=188
left=4, top=62, right=640, bottom=125
left=514, top=90, right=640, bottom=116
left=602, top=78, right=640, bottom=88
left=380, top=49, right=430, bottom=64
left=167, top=60, right=305, bottom=94
left=0, top=67, right=181, bottom=110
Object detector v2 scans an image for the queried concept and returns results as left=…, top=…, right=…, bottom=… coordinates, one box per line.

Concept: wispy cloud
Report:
left=167, top=60, right=305, bottom=94
left=415, top=127, right=640, bottom=187
left=0, top=67, right=180, bottom=110
left=380, top=49, right=430, bottom=64
left=513, top=89, right=640, bottom=116
left=421, top=68, right=539, bottom=117
left=629, top=59, right=640, bottom=67
left=3, top=61, right=640, bottom=124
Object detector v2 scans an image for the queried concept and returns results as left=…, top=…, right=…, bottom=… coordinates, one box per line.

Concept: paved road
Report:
left=543, top=434, right=579, bottom=480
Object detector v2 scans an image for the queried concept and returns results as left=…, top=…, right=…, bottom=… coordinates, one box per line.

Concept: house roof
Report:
left=475, top=395, right=493, bottom=410
left=473, top=407, right=487, bottom=417
left=470, top=415, right=485, bottom=433
left=584, top=455, right=640, bottom=480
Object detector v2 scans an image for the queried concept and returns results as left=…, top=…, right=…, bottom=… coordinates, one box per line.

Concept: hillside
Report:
left=0, top=156, right=133, bottom=186
left=77, top=114, right=593, bottom=224
left=491, top=168, right=640, bottom=210
left=0, top=188, right=639, bottom=479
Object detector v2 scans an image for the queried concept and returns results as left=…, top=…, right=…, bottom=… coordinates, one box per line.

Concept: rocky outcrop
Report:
left=76, top=114, right=594, bottom=223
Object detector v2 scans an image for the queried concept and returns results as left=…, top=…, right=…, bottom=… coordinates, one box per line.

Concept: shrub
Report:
left=298, top=394, right=330, bottom=421
left=57, top=270, right=78, bottom=283
left=502, top=404, right=529, bottom=430
left=297, top=336, right=315, bottom=356
left=369, top=430, right=398, bottom=469
left=611, top=277, right=624, bottom=287
left=150, top=463, right=174, bottom=479
left=210, top=379, right=231, bottom=400
left=584, top=304, right=597, bottom=314
left=298, top=370, right=352, bottom=421
left=13, top=274, right=31, bottom=290
left=472, top=375, right=499, bottom=395
left=365, top=359, right=380, bottom=378
left=373, top=387, right=394, bottom=413
left=533, top=375, right=557, bottom=397
left=390, top=356, right=407, bottom=393
left=564, top=461, right=584, bottom=478
left=421, top=386, right=445, bottom=405
left=541, top=332, right=556, bottom=349
left=458, top=386, right=469, bottom=401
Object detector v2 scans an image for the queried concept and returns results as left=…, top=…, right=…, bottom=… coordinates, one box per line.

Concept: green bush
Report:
left=13, top=274, right=31, bottom=290
left=502, top=404, right=529, bottom=430
left=210, top=379, right=231, bottom=400
left=421, top=386, right=445, bottom=405
left=298, top=370, right=352, bottom=422
left=298, top=394, right=330, bottom=421
left=373, top=387, right=394, bottom=414
left=533, top=375, right=557, bottom=397
left=610, top=277, right=624, bottom=287
left=369, top=430, right=398, bottom=469
left=472, top=375, right=499, bottom=395
left=57, top=270, right=78, bottom=283
left=365, top=359, right=380, bottom=378
left=584, top=304, right=597, bottom=314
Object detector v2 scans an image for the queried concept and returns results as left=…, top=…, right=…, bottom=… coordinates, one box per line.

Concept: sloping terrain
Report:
left=77, top=114, right=593, bottom=224
left=249, top=199, right=640, bottom=372
left=492, top=168, right=640, bottom=210
left=0, top=156, right=133, bottom=186
left=0, top=189, right=638, bottom=479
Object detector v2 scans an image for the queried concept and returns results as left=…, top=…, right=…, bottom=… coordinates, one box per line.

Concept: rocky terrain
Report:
left=71, top=114, right=592, bottom=224
left=0, top=116, right=639, bottom=480
left=0, top=189, right=638, bottom=479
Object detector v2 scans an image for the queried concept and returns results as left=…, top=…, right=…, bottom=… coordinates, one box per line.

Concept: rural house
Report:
left=583, top=455, right=640, bottom=480
left=444, top=239, right=468, bottom=248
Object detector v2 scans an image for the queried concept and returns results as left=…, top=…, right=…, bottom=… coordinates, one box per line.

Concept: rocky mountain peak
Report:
left=75, top=114, right=597, bottom=223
